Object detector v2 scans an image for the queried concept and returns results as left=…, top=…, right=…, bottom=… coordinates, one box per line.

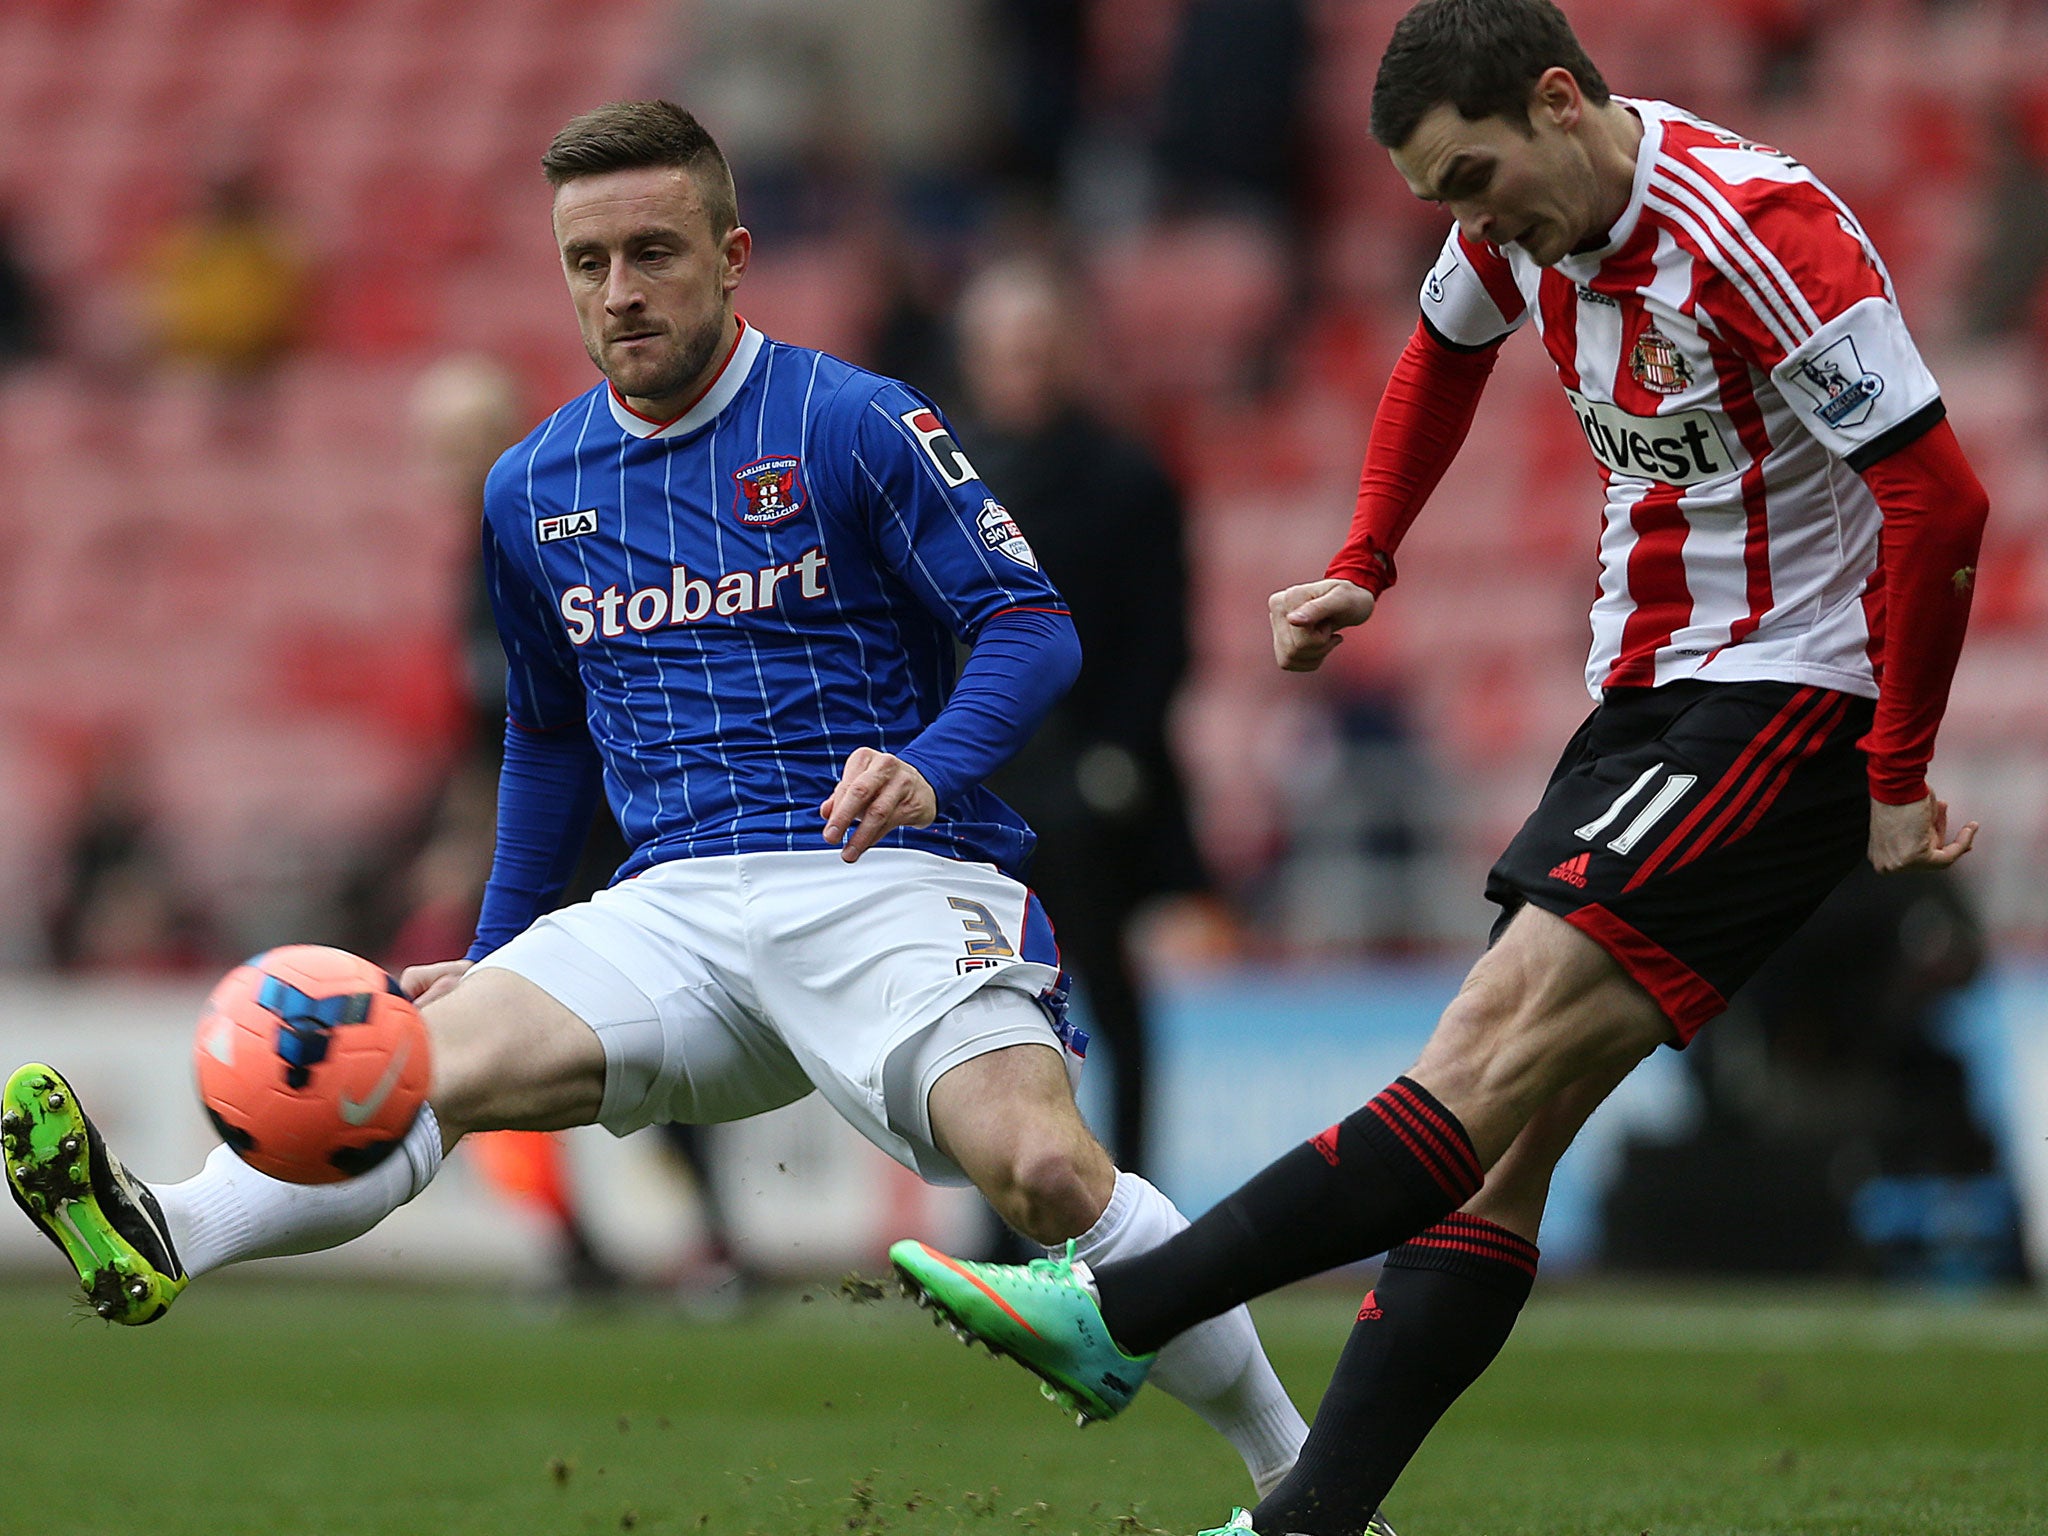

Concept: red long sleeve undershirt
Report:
left=1856, top=417, right=1988, bottom=804
left=1324, top=319, right=1501, bottom=597
left=1324, top=320, right=1989, bottom=805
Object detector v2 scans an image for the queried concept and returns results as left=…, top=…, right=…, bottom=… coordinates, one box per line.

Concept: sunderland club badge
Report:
left=1629, top=324, right=1693, bottom=395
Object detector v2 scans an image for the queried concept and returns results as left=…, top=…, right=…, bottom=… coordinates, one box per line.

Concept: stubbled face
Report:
left=552, top=166, right=749, bottom=414
left=1390, top=91, right=1608, bottom=267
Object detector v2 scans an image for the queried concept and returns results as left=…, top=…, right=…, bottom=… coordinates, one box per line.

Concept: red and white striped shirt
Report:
left=1418, top=97, right=1944, bottom=701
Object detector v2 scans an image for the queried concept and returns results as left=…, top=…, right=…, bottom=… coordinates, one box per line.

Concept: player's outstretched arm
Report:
left=1868, top=793, right=1977, bottom=874
left=821, top=747, right=938, bottom=863
left=1269, top=578, right=1376, bottom=672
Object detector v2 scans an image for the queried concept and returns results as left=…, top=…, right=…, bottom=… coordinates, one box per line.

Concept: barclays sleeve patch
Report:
left=1772, top=295, right=1940, bottom=460
left=1785, top=335, right=1884, bottom=429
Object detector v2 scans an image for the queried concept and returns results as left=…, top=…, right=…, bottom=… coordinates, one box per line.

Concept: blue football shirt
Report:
left=480, top=321, right=1071, bottom=882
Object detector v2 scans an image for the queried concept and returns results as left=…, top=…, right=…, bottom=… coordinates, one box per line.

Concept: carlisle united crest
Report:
left=732, top=456, right=806, bottom=527
left=1628, top=324, right=1693, bottom=395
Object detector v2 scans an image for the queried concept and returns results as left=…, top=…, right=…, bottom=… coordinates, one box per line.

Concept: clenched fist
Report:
left=1269, top=578, right=1377, bottom=672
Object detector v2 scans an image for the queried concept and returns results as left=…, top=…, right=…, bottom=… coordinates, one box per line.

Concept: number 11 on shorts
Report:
left=1574, top=765, right=1698, bottom=855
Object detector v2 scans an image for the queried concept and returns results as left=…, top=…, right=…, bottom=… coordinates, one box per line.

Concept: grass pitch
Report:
left=1, top=1274, right=2043, bottom=1536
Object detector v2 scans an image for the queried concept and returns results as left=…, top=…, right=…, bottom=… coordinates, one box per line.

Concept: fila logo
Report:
left=1548, top=851, right=1591, bottom=889
left=900, top=407, right=978, bottom=488
left=1563, top=390, right=1736, bottom=486
left=538, top=508, right=600, bottom=543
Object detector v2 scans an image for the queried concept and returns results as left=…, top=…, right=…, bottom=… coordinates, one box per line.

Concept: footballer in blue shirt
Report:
left=5, top=101, right=1306, bottom=1498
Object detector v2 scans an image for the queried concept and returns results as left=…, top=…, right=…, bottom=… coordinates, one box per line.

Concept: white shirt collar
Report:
left=606, top=318, right=763, bottom=439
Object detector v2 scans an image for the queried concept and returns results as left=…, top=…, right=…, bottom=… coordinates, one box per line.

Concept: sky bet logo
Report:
left=558, top=551, right=829, bottom=645
left=1563, top=390, right=1736, bottom=487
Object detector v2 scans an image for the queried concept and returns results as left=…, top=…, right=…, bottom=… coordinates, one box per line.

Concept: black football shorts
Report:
left=1486, top=679, right=1874, bottom=1043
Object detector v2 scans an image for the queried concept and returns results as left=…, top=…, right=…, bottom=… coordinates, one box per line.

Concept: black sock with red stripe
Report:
left=1250, top=1214, right=1539, bottom=1536
left=1092, top=1078, right=1481, bottom=1357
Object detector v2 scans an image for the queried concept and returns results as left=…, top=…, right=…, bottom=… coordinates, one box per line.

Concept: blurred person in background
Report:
left=956, top=253, right=1217, bottom=1177
left=1967, top=98, right=2048, bottom=340
left=893, top=2, right=1992, bottom=1531
left=1154, top=0, right=1312, bottom=227
left=669, top=0, right=997, bottom=241
left=1728, top=0, right=1825, bottom=104
left=138, top=164, right=306, bottom=385
left=391, top=353, right=534, bottom=976
left=0, top=204, right=48, bottom=367
left=984, top=0, right=1088, bottom=204
left=397, top=354, right=627, bottom=1295
left=44, top=758, right=211, bottom=976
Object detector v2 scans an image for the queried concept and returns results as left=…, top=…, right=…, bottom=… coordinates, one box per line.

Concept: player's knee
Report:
left=1004, top=1158, right=1100, bottom=1246
left=989, top=1139, right=1110, bottom=1247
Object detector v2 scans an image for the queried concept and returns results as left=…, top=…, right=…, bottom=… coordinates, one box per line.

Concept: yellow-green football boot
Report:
left=3, top=1063, right=187, bottom=1325
left=889, top=1238, right=1155, bottom=1424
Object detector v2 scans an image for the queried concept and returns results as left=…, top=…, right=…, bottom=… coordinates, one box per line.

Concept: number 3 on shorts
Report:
left=1574, top=765, right=1698, bottom=855
left=947, top=896, right=1016, bottom=957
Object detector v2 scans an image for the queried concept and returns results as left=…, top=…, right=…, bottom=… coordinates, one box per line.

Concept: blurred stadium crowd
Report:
left=2, top=0, right=2046, bottom=977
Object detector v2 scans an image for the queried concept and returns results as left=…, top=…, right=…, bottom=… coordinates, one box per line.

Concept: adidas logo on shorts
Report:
left=1547, top=851, right=1591, bottom=889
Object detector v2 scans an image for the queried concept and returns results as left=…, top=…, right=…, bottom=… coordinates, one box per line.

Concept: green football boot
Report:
left=1196, top=1510, right=1399, bottom=1536
left=888, top=1238, right=1155, bottom=1423
left=3, top=1063, right=188, bottom=1325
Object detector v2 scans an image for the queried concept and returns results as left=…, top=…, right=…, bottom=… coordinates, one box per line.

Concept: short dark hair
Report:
left=1370, top=0, right=1610, bottom=150
left=541, top=100, right=739, bottom=237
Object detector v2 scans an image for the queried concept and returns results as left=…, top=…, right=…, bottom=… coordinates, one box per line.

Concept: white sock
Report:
left=155, top=1106, right=445, bottom=1278
left=1064, top=1171, right=1308, bottom=1497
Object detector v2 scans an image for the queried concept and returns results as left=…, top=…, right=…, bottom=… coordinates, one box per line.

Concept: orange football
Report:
left=194, top=945, right=431, bottom=1185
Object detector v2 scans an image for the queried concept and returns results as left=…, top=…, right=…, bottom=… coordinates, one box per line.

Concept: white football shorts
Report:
left=469, top=847, right=1080, bottom=1183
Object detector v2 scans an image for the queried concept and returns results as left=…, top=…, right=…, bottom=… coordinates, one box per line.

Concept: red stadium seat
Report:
left=1089, top=217, right=1292, bottom=409
left=729, top=244, right=882, bottom=363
